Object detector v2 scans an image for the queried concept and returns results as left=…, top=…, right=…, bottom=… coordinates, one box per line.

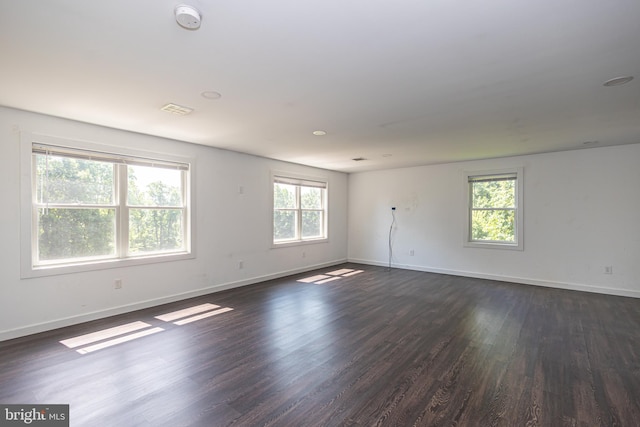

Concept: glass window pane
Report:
left=274, top=210, right=297, bottom=241
left=302, top=211, right=322, bottom=239
left=129, top=209, right=184, bottom=254
left=37, top=208, right=116, bottom=261
left=274, top=183, right=297, bottom=209
left=301, top=187, right=322, bottom=209
left=472, top=179, right=515, bottom=209
left=128, top=165, right=183, bottom=207
left=471, top=209, right=515, bottom=242
left=35, top=154, right=114, bottom=205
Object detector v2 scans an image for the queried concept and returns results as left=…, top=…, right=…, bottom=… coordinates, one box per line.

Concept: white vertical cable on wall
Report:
left=388, top=208, right=396, bottom=270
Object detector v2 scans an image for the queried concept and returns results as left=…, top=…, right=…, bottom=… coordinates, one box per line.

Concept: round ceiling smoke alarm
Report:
left=175, top=5, right=202, bottom=30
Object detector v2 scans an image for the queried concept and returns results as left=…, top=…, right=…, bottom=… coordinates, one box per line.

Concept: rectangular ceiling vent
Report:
left=160, top=103, right=193, bottom=116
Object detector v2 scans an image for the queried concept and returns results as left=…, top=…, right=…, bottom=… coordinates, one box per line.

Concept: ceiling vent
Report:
left=161, top=103, right=194, bottom=115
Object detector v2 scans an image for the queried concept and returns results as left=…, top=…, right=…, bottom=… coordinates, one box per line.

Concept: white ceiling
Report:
left=1, top=0, right=639, bottom=173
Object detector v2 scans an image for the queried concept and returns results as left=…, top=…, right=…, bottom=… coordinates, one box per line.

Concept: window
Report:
left=23, top=137, right=192, bottom=276
left=464, top=168, right=523, bottom=250
left=273, top=174, right=327, bottom=245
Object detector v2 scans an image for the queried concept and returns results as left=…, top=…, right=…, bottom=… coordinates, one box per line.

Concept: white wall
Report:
left=0, top=107, right=348, bottom=340
left=348, top=144, right=640, bottom=297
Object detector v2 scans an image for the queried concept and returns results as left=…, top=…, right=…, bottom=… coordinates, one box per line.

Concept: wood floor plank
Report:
left=2, top=263, right=640, bottom=426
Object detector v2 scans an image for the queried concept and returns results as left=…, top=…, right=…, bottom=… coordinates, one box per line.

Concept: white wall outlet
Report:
left=410, top=249, right=415, bottom=256
left=238, top=260, right=244, bottom=269
left=604, top=266, right=613, bottom=275
left=114, top=279, right=122, bottom=289
left=302, top=251, right=306, bottom=258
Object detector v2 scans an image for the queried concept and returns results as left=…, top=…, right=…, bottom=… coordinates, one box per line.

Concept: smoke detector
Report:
left=175, top=5, right=202, bottom=30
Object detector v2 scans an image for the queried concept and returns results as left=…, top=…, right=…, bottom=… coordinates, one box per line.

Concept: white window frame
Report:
left=20, top=133, right=195, bottom=278
left=271, top=171, right=328, bottom=247
left=463, top=167, right=523, bottom=251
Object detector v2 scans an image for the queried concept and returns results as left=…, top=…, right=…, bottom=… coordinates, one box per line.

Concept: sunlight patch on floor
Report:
left=342, top=270, right=364, bottom=277
left=76, top=327, right=165, bottom=354
left=60, top=302, right=234, bottom=354
left=173, top=307, right=234, bottom=325
left=156, top=303, right=234, bottom=325
left=154, top=303, right=220, bottom=322
left=326, top=268, right=355, bottom=276
left=297, top=274, right=330, bottom=283
left=316, top=277, right=342, bottom=284
left=60, top=321, right=152, bottom=349
left=297, top=269, right=365, bottom=284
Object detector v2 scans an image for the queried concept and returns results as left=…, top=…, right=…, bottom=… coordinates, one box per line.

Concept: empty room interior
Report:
left=1, top=1, right=640, bottom=426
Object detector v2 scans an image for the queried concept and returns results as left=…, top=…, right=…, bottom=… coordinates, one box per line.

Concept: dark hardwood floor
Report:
left=2, top=263, right=640, bottom=426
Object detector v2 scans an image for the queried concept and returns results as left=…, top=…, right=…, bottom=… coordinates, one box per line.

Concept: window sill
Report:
left=464, top=241, right=523, bottom=251
left=272, top=238, right=328, bottom=249
left=22, top=252, right=195, bottom=279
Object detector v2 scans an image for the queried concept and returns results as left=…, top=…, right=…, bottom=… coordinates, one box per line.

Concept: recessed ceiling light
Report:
left=201, top=91, right=222, bottom=100
left=352, top=157, right=366, bottom=161
left=160, top=103, right=193, bottom=115
left=603, top=76, right=634, bottom=87
left=312, top=130, right=327, bottom=136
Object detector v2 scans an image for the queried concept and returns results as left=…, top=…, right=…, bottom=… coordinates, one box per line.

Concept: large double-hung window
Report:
left=464, top=168, right=523, bottom=250
left=23, top=137, right=192, bottom=276
left=273, top=174, right=327, bottom=245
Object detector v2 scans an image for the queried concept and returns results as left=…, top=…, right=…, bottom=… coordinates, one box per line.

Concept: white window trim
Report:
left=20, top=132, right=196, bottom=278
left=463, top=167, right=523, bottom=251
left=270, top=170, right=329, bottom=248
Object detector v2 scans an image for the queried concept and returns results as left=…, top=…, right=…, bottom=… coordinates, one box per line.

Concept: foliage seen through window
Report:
left=273, top=177, right=326, bottom=244
left=33, top=148, right=189, bottom=266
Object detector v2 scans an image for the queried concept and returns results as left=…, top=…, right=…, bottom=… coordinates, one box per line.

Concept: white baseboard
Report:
left=0, top=259, right=347, bottom=342
left=348, top=258, right=640, bottom=299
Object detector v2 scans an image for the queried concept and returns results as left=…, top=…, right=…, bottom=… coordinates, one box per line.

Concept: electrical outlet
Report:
left=302, top=251, right=306, bottom=258
left=604, top=266, right=613, bottom=275
left=114, top=279, right=122, bottom=289
left=410, top=249, right=415, bottom=256
left=238, top=260, right=244, bottom=269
